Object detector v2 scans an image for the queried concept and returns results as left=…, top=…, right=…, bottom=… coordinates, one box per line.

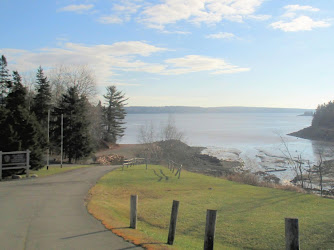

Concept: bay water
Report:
left=121, top=113, right=333, bottom=182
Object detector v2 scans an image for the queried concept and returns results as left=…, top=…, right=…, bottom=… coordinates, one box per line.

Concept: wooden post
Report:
left=26, top=150, right=30, bottom=178
left=167, top=200, right=180, bottom=245
left=146, top=157, right=148, bottom=170
left=0, top=151, right=2, bottom=181
left=130, top=195, right=138, bottom=229
left=285, top=218, right=299, bottom=250
left=204, top=209, right=217, bottom=250
left=178, top=165, right=182, bottom=179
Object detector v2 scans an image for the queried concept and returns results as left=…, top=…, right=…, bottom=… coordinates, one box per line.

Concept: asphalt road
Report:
left=0, top=166, right=142, bottom=250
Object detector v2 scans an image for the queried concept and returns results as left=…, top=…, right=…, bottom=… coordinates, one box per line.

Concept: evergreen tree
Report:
left=312, top=101, right=334, bottom=128
left=102, top=86, right=127, bottom=144
left=52, top=87, right=92, bottom=163
left=88, top=100, right=104, bottom=149
left=0, top=55, right=11, bottom=106
left=31, top=66, right=52, bottom=126
left=0, top=71, right=45, bottom=170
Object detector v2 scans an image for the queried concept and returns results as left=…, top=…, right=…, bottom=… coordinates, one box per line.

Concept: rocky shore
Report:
left=289, top=126, right=334, bottom=142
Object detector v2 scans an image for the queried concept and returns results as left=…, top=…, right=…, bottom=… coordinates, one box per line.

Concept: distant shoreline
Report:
left=125, top=106, right=314, bottom=114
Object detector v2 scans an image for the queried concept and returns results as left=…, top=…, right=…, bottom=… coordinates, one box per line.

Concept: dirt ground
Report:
left=95, top=142, right=242, bottom=177
left=95, top=144, right=145, bottom=159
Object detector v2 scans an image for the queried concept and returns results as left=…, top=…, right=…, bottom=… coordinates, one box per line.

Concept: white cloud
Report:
left=139, top=0, right=266, bottom=29
left=247, top=14, right=271, bottom=21
left=113, top=1, right=142, bottom=14
left=164, top=55, right=250, bottom=75
left=2, top=42, right=248, bottom=87
left=284, top=5, right=320, bottom=13
left=271, top=16, right=331, bottom=32
left=206, top=32, right=236, bottom=39
left=1, top=42, right=167, bottom=85
left=161, top=30, right=191, bottom=35
left=98, top=15, right=124, bottom=24
left=271, top=4, right=330, bottom=32
left=58, top=4, right=94, bottom=13
left=97, top=0, right=142, bottom=24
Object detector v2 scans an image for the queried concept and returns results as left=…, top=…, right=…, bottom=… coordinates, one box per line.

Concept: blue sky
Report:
left=1, top=0, right=333, bottom=108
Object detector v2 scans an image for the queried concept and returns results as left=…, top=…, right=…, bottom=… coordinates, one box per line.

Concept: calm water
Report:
left=121, top=113, right=333, bottom=181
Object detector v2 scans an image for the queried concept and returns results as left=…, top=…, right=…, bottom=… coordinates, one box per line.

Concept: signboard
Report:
left=0, top=150, right=30, bottom=180
left=2, top=153, right=27, bottom=168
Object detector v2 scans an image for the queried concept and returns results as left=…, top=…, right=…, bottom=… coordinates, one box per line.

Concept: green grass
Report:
left=91, top=165, right=334, bottom=249
left=29, top=164, right=92, bottom=177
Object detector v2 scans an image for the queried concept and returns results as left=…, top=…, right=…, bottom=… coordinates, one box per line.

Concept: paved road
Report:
left=0, top=166, right=142, bottom=250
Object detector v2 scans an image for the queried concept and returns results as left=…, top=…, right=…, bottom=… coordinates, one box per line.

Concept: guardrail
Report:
left=168, top=160, right=182, bottom=179
left=122, top=158, right=146, bottom=170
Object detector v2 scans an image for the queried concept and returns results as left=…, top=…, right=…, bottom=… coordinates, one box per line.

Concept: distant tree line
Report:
left=0, top=55, right=127, bottom=170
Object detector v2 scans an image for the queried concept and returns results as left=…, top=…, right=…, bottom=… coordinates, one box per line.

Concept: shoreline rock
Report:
left=289, top=126, right=334, bottom=142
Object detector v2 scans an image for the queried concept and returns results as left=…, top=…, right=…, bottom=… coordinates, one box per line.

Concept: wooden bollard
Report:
left=204, top=209, right=217, bottom=250
left=285, top=218, right=299, bottom=250
left=167, top=200, right=180, bottom=245
left=130, top=195, right=138, bottom=229
left=178, top=165, right=182, bottom=179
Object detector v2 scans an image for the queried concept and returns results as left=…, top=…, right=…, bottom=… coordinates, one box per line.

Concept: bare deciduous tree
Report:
left=314, top=149, right=324, bottom=196
left=21, top=71, right=36, bottom=111
left=160, top=116, right=184, bottom=142
left=279, top=135, right=307, bottom=188
left=137, top=116, right=185, bottom=164
left=137, top=122, right=162, bottom=163
left=48, top=65, right=97, bottom=103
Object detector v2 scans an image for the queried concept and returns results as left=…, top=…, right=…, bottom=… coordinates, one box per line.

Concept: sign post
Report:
left=26, top=150, right=30, bottom=178
left=0, top=151, right=2, bottom=181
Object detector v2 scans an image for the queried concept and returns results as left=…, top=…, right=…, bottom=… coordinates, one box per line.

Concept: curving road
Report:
left=0, top=166, right=142, bottom=250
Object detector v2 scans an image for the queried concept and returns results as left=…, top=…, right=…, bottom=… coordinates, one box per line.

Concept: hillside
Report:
left=88, top=165, right=334, bottom=250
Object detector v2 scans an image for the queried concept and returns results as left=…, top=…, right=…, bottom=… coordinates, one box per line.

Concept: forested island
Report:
left=290, top=101, right=334, bottom=142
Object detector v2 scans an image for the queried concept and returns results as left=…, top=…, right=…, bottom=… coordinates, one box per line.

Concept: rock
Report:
left=12, top=175, right=22, bottom=179
left=30, top=174, right=38, bottom=178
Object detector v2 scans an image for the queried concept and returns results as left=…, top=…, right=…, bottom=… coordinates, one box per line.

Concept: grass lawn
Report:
left=29, top=164, right=92, bottom=177
left=88, top=164, right=334, bottom=250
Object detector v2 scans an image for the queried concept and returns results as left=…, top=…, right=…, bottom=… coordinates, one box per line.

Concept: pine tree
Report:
left=32, top=66, right=52, bottom=126
left=52, top=87, right=92, bottom=163
left=0, top=71, right=45, bottom=170
left=0, top=55, right=11, bottom=106
left=102, top=86, right=127, bottom=144
left=88, top=100, right=104, bottom=149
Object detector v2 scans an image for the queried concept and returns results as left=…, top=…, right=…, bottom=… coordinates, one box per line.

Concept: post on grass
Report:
left=130, top=195, right=138, bottom=229
left=285, top=218, right=299, bottom=250
left=204, top=209, right=217, bottom=250
left=167, top=200, right=180, bottom=245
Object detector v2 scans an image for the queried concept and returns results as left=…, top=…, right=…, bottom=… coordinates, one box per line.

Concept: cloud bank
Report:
left=1, top=41, right=249, bottom=85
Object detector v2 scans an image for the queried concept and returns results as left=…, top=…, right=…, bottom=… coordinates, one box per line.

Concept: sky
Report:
left=0, top=0, right=333, bottom=109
